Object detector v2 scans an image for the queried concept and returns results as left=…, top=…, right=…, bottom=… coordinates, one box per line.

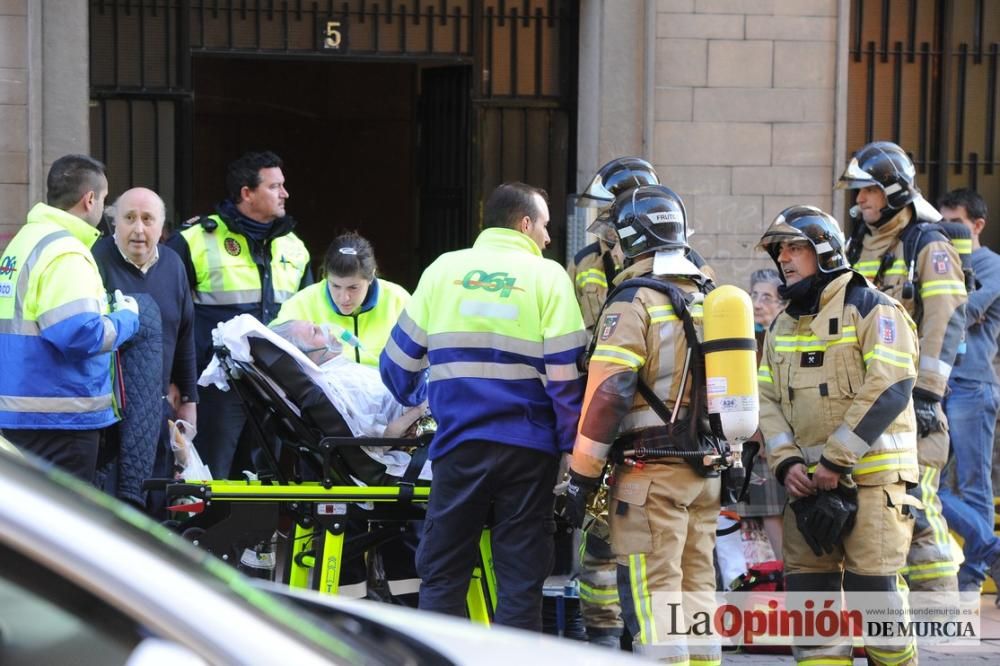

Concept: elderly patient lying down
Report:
left=199, top=315, right=431, bottom=480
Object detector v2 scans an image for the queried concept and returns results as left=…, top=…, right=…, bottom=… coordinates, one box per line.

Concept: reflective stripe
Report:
left=36, top=297, right=102, bottom=330
left=0, top=393, right=113, bottom=413
left=574, top=435, right=611, bottom=460
left=577, top=581, right=619, bottom=605
left=428, top=361, right=539, bottom=383
left=337, top=581, right=368, bottom=598
left=951, top=238, right=973, bottom=254
left=647, top=304, right=678, bottom=323
left=799, top=659, right=852, bottom=666
left=757, top=365, right=773, bottom=384
left=629, top=554, right=657, bottom=645
left=99, top=317, right=118, bottom=353
left=0, top=319, right=39, bottom=335
left=863, top=344, right=915, bottom=371
left=383, top=336, right=426, bottom=372
left=774, top=327, right=857, bottom=353
left=865, top=643, right=916, bottom=665
left=831, top=423, right=869, bottom=457
left=591, top=344, right=644, bottom=369
left=800, top=444, right=825, bottom=463
left=273, top=289, right=296, bottom=303
left=919, top=466, right=951, bottom=560
left=458, top=299, right=519, bottom=320
left=576, top=268, right=607, bottom=289
left=200, top=229, right=228, bottom=295
left=430, top=331, right=542, bottom=358
left=900, top=560, right=960, bottom=581
left=852, top=449, right=918, bottom=475
left=854, top=259, right=906, bottom=279
left=546, top=362, right=581, bottom=382
left=920, top=279, right=966, bottom=298
left=765, top=431, right=794, bottom=451
left=3, top=230, right=71, bottom=328
left=192, top=288, right=263, bottom=306
left=396, top=310, right=428, bottom=347
left=543, top=329, right=589, bottom=355
left=386, top=578, right=422, bottom=596
left=919, top=355, right=953, bottom=377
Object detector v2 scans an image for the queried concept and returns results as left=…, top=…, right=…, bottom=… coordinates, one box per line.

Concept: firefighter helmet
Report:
left=578, top=157, right=660, bottom=209
left=758, top=205, right=848, bottom=274
left=836, top=141, right=919, bottom=211
left=609, top=185, right=688, bottom=258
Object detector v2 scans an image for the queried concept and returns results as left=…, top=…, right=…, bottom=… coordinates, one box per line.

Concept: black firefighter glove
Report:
left=563, top=470, right=601, bottom=530
left=913, top=394, right=943, bottom=438
left=792, top=486, right=859, bottom=556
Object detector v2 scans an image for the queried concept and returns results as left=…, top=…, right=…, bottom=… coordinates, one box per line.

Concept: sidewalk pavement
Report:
left=723, top=594, right=1000, bottom=664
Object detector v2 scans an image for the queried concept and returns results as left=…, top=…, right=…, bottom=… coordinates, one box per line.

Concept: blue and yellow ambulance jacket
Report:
left=380, top=227, right=587, bottom=460
left=0, top=203, right=139, bottom=429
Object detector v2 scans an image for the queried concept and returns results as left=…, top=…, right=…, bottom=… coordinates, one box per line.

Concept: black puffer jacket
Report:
left=98, top=294, right=164, bottom=506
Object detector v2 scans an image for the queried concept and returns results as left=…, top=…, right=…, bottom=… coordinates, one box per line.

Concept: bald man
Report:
left=92, top=187, right=198, bottom=512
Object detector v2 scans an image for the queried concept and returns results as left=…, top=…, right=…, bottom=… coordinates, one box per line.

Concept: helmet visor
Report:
left=586, top=209, right=618, bottom=245
left=836, top=157, right=878, bottom=190
left=577, top=172, right=615, bottom=207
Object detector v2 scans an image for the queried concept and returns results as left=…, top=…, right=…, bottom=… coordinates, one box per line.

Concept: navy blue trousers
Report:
left=416, top=440, right=558, bottom=631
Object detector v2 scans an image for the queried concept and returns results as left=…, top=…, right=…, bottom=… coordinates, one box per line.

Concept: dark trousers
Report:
left=195, top=384, right=249, bottom=480
left=416, top=441, right=558, bottom=631
left=2, top=427, right=102, bottom=482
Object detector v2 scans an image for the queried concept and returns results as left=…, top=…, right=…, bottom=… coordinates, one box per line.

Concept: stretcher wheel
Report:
left=181, top=527, right=206, bottom=543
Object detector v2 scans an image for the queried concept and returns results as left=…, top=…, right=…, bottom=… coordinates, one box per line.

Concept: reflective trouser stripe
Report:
left=900, top=560, right=959, bottom=580
left=629, top=553, right=657, bottom=645
left=865, top=643, right=916, bottom=665
left=578, top=581, right=619, bottom=605
left=920, top=465, right=951, bottom=564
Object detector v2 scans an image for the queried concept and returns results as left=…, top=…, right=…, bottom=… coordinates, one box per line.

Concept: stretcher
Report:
left=158, top=322, right=498, bottom=624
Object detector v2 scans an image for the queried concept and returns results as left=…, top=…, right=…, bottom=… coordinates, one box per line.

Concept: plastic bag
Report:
left=168, top=419, right=212, bottom=481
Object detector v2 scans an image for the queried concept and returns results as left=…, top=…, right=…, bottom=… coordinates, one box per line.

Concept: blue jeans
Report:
left=939, top=377, right=1000, bottom=588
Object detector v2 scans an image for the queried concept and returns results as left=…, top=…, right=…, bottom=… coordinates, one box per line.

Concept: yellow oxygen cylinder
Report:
left=703, top=285, right=759, bottom=445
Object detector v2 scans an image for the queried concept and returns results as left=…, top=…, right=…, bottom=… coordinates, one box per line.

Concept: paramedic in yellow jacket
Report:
left=757, top=205, right=919, bottom=666
left=167, top=150, right=312, bottom=479
left=273, top=232, right=409, bottom=367
left=564, top=185, right=721, bottom=665
left=838, top=141, right=968, bottom=592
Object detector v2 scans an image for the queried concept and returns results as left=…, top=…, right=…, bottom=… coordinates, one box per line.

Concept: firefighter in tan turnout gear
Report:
left=757, top=205, right=920, bottom=666
left=565, top=157, right=660, bottom=647
left=563, top=185, right=724, bottom=665
left=839, top=141, right=968, bottom=591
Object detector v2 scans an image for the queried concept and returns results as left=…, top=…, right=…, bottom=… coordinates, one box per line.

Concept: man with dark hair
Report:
left=0, top=154, right=139, bottom=480
left=839, top=141, right=968, bottom=592
left=935, top=189, right=1000, bottom=596
left=483, top=182, right=552, bottom=251
left=167, top=150, right=312, bottom=479
left=380, top=181, right=586, bottom=630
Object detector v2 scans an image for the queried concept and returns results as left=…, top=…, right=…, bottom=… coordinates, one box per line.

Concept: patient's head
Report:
left=270, top=320, right=342, bottom=365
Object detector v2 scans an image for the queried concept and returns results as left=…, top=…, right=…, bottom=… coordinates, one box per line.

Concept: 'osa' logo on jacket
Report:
left=0, top=255, right=17, bottom=279
left=457, top=269, right=524, bottom=298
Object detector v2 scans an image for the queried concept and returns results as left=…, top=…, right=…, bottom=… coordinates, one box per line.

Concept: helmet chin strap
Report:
left=867, top=203, right=901, bottom=228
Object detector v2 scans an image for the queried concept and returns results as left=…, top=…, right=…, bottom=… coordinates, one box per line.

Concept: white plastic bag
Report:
left=168, top=419, right=212, bottom=481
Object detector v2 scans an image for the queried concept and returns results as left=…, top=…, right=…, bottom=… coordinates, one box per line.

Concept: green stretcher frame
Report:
left=166, top=480, right=498, bottom=625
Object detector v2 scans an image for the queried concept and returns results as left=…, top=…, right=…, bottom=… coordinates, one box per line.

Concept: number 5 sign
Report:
left=320, top=18, right=349, bottom=52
